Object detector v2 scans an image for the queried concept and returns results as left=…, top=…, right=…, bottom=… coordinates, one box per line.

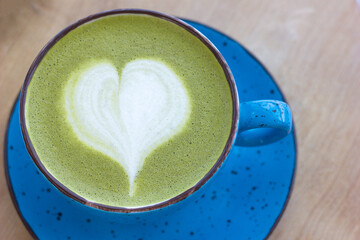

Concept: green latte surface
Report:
left=25, top=14, right=233, bottom=207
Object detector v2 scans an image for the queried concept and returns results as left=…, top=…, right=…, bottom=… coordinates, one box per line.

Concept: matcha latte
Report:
left=24, top=13, right=233, bottom=207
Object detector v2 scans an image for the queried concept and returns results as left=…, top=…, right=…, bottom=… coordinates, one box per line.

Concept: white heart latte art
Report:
left=65, top=59, right=191, bottom=196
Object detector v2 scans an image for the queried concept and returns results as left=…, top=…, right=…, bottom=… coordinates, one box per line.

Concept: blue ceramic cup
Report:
left=20, top=9, right=292, bottom=218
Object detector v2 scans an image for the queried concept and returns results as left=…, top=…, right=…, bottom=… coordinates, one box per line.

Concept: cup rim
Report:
left=19, top=8, right=239, bottom=213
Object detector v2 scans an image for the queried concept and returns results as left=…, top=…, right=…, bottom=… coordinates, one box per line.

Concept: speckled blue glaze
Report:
left=5, top=20, right=296, bottom=240
left=238, top=100, right=292, bottom=146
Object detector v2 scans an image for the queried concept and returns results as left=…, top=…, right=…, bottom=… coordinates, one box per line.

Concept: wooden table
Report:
left=1, top=0, right=359, bottom=239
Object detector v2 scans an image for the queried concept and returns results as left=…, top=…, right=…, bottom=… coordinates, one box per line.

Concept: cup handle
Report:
left=235, top=100, right=292, bottom=146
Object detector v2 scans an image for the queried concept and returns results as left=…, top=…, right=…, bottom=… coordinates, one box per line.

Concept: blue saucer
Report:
left=5, top=20, right=296, bottom=240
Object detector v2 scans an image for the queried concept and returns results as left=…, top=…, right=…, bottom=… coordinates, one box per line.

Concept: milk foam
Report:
left=65, top=59, right=190, bottom=195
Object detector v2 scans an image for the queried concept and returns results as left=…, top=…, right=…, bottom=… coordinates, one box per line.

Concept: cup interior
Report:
left=19, top=9, right=239, bottom=213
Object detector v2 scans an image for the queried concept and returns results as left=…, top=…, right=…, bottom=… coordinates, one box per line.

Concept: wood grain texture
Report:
left=1, top=0, right=360, bottom=239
